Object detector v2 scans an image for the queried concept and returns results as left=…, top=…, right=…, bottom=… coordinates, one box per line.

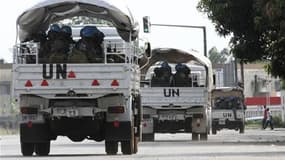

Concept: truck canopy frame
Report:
left=16, top=0, right=139, bottom=42
left=141, top=47, right=213, bottom=89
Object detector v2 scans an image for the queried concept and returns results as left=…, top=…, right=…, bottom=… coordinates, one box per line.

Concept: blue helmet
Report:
left=49, top=24, right=61, bottom=32
left=175, top=63, right=183, bottom=71
left=61, top=25, right=72, bottom=35
left=80, top=26, right=99, bottom=38
left=161, top=61, right=169, bottom=68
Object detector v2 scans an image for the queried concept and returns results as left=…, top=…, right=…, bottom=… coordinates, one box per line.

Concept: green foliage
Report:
left=208, top=47, right=230, bottom=64
left=245, top=116, right=285, bottom=128
left=197, top=0, right=285, bottom=79
left=272, top=116, right=285, bottom=128
left=245, top=119, right=262, bottom=129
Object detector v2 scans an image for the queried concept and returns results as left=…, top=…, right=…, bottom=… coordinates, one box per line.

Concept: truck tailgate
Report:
left=13, top=64, right=139, bottom=98
left=141, top=87, right=208, bottom=107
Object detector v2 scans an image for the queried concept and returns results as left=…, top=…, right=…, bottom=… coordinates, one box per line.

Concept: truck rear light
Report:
left=113, top=121, right=120, bottom=128
left=92, top=80, right=100, bottom=86
left=27, top=121, right=33, bottom=128
left=68, top=70, right=76, bottom=78
left=20, top=107, right=38, bottom=114
left=108, top=106, right=124, bottom=113
left=143, top=123, right=147, bottom=127
left=41, top=80, right=49, bottom=86
left=111, top=80, right=119, bottom=86
left=25, top=80, right=33, bottom=87
left=196, top=118, right=201, bottom=127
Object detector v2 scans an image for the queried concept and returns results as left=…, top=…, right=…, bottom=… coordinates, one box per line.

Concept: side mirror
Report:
left=144, top=42, right=151, bottom=58
left=143, top=16, right=151, bottom=33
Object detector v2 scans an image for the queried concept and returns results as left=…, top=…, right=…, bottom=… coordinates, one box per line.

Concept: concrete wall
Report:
left=0, top=64, right=12, bottom=116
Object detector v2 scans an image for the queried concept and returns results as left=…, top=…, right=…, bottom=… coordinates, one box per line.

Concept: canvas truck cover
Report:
left=141, top=47, right=213, bottom=90
left=16, top=0, right=139, bottom=42
left=211, top=87, right=244, bottom=99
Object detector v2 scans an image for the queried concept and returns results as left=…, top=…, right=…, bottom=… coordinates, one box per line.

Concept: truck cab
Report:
left=211, top=87, right=246, bottom=134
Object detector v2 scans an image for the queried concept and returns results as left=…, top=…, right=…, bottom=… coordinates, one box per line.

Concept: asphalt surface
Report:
left=1, top=129, right=285, bottom=160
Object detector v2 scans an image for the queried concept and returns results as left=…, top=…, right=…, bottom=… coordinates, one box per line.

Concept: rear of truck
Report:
left=13, top=0, right=142, bottom=156
left=141, top=86, right=210, bottom=141
left=211, top=87, right=245, bottom=134
left=140, top=49, right=213, bottom=141
left=13, top=40, right=141, bottom=156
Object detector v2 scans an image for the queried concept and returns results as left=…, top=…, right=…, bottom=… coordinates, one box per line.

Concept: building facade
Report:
left=0, top=63, right=13, bottom=116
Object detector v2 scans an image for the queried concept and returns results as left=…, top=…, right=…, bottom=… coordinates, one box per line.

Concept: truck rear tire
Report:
left=35, top=142, right=50, bottom=156
left=240, top=125, right=245, bottom=134
left=200, top=133, right=208, bottom=140
left=192, top=132, right=198, bottom=141
left=21, top=142, right=34, bottom=156
left=212, top=128, right=217, bottom=135
left=133, top=136, right=138, bottom=154
left=122, top=124, right=137, bottom=155
left=142, top=133, right=154, bottom=141
left=105, top=141, right=118, bottom=155
left=121, top=140, right=133, bottom=155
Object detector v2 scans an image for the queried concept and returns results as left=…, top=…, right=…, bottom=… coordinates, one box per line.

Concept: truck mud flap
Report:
left=105, top=121, right=131, bottom=141
left=20, top=123, right=51, bottom=143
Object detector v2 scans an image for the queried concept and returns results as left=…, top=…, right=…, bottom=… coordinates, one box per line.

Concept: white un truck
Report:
left=211, top=87, right=246, bottom=134
left=13, top=0, right=144, bottom=156
left=140, top=48, right=213, bottom=141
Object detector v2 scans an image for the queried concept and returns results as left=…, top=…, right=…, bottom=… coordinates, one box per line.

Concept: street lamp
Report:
left=142, top=17, right=207, bottom=57
left=150, top=24, right=207, bottom=57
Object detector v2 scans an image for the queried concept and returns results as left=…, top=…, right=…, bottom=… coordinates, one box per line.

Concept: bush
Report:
left=272, top=116, right=285, bottom=128
left=245, top=119, right=262, bottom=129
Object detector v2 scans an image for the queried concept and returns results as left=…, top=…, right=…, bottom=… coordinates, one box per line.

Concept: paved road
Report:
left=1, top=129, right=285, bottom=160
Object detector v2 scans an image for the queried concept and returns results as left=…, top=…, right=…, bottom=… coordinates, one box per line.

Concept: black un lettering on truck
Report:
left=43, top=64, right=67, bottom=79
left=164, top=89, right=180, bottom=97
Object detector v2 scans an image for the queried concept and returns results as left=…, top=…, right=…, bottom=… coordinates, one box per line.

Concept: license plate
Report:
left=67, top=109, right=78, bottom=117
left=22, top=114, right=37, bottom=121
left=219, top=119, right=226, bottom=125
left=159, top=115, right=176, bottom=121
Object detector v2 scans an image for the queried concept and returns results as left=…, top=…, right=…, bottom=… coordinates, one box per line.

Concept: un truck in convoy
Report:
left=211, top=87, right=246, bottom=134
left=13, top=0, right=144, bottom=156
left=140, top=48, right=213, bottom=141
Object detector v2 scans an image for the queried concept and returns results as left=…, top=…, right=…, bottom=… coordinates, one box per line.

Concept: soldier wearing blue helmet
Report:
left=61, top=25, right=73, bottom=42
left=44, top=24, right=73, bottom=63
left=69, top=25, right=105, bottom=63
left=47, top=24, right=61, bottom=40
left=60, top=25, right=75, bottom=52
left=173, top=63, right=191, bottom=87
left=61, top=25, right=72, bottom=35
left=154, top=61, right=172, bottom=86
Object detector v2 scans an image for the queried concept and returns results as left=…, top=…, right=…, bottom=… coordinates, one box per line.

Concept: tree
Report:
left=197, top=0, right=285, bottom=79
left=208, top=47, right=229, bottom=64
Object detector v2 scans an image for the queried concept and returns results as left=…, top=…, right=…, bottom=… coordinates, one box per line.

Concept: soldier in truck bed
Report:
left=48, top=25, right=75, bottom=63
left=68, top=26, right=105, bottom=63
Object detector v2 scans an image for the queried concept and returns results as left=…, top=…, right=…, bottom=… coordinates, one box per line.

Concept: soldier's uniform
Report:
left=69, top=26, right=105, bottom=63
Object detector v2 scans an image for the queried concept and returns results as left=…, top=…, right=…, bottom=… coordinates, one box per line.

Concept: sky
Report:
left=0, top=0, right=231, bottom=63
